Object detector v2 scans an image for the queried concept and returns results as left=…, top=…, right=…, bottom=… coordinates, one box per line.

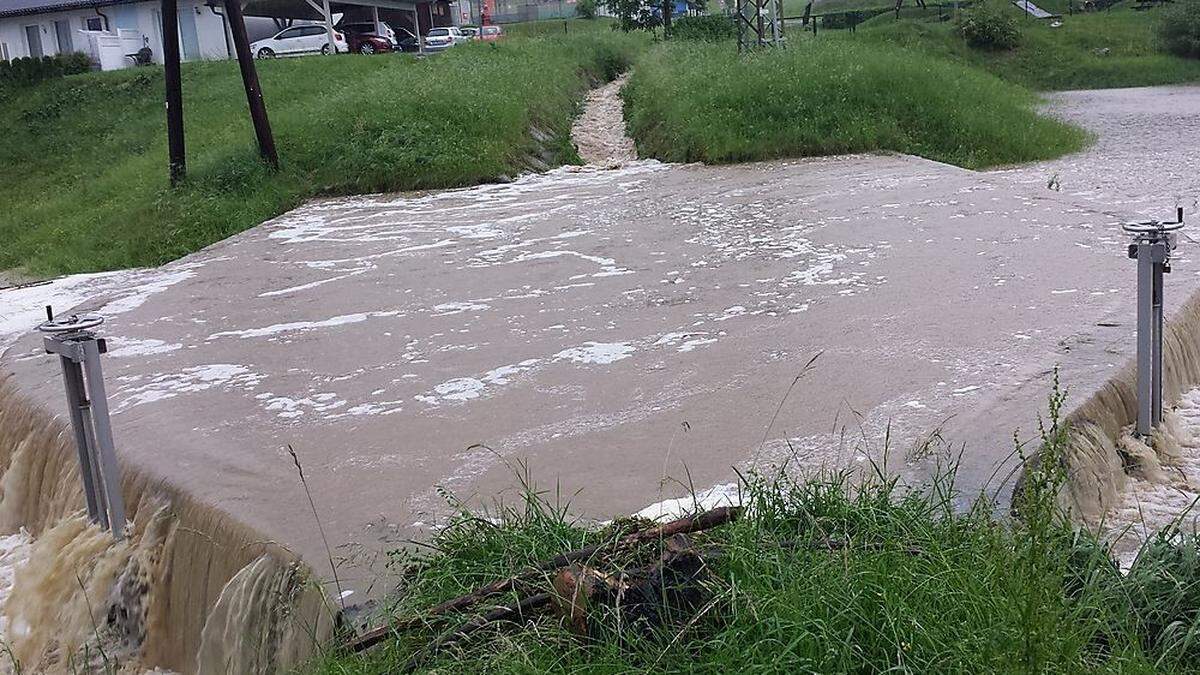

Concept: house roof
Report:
left=0, top=0, right=141, bottom=19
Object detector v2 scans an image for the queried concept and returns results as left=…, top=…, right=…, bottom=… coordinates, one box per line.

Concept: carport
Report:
left=241, top=0, right=457, bottom=50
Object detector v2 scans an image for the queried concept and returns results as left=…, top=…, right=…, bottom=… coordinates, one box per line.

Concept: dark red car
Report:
left=337, top=22, right=395, bottom=55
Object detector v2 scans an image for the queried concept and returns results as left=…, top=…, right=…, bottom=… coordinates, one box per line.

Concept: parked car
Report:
left=479, top=25, right=503, bottom=41
left=337, top=22, right=395, bottom=55
left=394, top=26, right=421, bottom=52
left=460, top=25, right=480, bottom=39
left=423, top=26, right=467, bottom=52
left=251, top=25, right=347, bottom=58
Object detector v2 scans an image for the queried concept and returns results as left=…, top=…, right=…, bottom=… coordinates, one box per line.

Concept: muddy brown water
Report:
left=1, top=84, right=1199, bottom=669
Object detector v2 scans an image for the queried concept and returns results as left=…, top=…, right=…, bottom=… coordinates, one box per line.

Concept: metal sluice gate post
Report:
left=1123, top=208, right=1185, bottom=439
left=38, top=309, right=126, bottom=540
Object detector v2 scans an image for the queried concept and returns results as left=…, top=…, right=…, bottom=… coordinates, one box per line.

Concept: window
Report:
left=277, top=27, right=303, bottom=39
left=302, top=25, right=326, bottom=36
left=24, top=25, right=43, bottom=58
left=85, top=16, right=104, bottom=31
left=0, top=42, right=9, bottom=60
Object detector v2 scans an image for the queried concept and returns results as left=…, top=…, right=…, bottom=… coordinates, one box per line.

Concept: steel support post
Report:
left=39, top=314, right=126, bottom=540
left=1125, top=209, right=1184, bottom=438
left=1135, top=239, right=1155, bottom=436
left=57, top=355, right=102, bottom=523
left=81, top=339, right=126, bottom=540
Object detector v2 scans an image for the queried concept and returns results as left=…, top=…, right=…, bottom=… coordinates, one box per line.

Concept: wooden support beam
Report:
left=160, top=0, right=185, bottom=186
left=224, top=0, right=279, bottom=169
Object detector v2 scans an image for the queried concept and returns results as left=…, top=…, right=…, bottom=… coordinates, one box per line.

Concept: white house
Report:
left=0, top=0, right=231, bottom=67
left=1, top=0, right=467, bottom=71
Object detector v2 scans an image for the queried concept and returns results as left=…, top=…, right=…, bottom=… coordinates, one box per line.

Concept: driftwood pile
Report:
left=344, top=506, right=742, bottom=669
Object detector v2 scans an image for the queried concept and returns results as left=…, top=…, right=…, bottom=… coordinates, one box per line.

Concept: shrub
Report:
left=577, top=0, right=598, bottom=19
left=1157, top=0, right=1200, bottom=59
left=959, top=2, right=1021, bottom=50
left=670, top=14, right=735, bottom=40
left=0, top=52, right=92, bottom=89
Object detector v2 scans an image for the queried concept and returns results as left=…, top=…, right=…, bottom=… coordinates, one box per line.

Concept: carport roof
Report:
left=0, top=0, right=419, bottom=19
left=243, top=0, right=418, bottom=17
left=0, top=0, right=138, bottom=19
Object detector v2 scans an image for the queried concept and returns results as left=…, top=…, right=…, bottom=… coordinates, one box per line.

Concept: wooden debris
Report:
left=550, top=533, right=714, bottom=638
left=346, top=506, right=741, bottom=653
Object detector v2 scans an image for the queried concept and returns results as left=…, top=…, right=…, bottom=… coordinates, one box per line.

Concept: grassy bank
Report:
left=0, top=32, right=643, bottom=277
left=312, top=395, right=1200, bottom=673
left=623, top=40, right=1087, bottom=167
left=857, top=6, right=1200, bottom=90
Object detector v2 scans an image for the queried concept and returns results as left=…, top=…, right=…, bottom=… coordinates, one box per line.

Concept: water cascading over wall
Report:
left=1037, top=289, right=1200, bottom=525
left=0, top=375, right=335, bottom=673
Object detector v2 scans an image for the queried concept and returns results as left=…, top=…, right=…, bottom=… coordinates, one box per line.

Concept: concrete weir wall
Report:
left=0, top=376, right=333, bottom=673
left=1050, top=288, right=1200, bottom=526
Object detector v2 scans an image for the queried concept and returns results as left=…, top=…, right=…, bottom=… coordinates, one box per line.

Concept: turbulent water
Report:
left=0, top=84, right=1198, bottom=671
left=0, top=378, right=333, bottom=673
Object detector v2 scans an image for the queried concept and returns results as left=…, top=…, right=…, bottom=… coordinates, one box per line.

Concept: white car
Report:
left=423, top=26, right=468, bottom=52
left=251, top=25, right=348, bottom=58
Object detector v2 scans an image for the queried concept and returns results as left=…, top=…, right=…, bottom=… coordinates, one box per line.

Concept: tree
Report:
left=599, top=0, right=705, bottom=34
left=577, top=0, right=598, bottom=18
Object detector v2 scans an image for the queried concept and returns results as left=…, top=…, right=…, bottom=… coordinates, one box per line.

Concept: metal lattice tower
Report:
left=736, top=0, right=784, bottom=51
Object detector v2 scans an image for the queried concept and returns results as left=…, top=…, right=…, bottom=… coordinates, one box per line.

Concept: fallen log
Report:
left=347, top=505, right=741, bottom=652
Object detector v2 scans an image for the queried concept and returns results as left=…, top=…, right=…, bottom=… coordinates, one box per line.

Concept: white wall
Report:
left=0, top=0, right=230, bottom=64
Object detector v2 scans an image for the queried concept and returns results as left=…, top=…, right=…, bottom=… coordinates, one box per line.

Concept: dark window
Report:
left=85, top=16, right=103, bottom=31
left=55, top=20, right=72, bottom=52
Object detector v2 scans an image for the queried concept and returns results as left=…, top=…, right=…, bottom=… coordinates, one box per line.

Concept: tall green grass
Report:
left=310, top=386, right=1200, bottom=673
left=858, top=6, right=1200, bottom=90
left=622, top=40, right=1087, bottom=168
left=0, top=32, right=644, bottom=277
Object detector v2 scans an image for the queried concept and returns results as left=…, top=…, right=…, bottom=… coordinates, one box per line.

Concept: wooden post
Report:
left=225, top=0, right=278, bottom=169
left=160, top=0, right=185, bottom=186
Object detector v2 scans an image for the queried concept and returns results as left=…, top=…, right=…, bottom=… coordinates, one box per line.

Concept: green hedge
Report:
left=0, top=52, right=92, bottom=88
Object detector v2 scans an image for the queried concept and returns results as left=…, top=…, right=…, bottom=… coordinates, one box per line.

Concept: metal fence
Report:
left=490, top=0, right=579, bottom=24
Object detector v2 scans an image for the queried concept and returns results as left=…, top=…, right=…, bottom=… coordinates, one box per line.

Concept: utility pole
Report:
left=224, top=0, right=279, bottom=169
left=160, top=0, right=185, bottom=186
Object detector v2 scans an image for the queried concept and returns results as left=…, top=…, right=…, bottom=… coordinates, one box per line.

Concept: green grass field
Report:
left=0, top=30, right=642, bottom=277
left=623, top=39, right=1088, bottom=167
left=844, top=4, right=1200, bottom=90
left=310, top=391, right=1200, bottom=673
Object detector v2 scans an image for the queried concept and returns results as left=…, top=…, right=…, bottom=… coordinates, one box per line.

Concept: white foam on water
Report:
left=206, top=311, right=401, bottom=340
left=1099, top=389, right=1200, bottom=569
left=106, top=338, right=184, bottom=359
left=0, top=272, right=133, bottom=353
left=113, top=364, right=266, bottom=413
left=554, top=342, right=635, bottom=365
left=632, top=483, right=742, bottom=522
left=0, top=529, right=33, bottom=665
left=421, top=358, right=542, bottom=405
